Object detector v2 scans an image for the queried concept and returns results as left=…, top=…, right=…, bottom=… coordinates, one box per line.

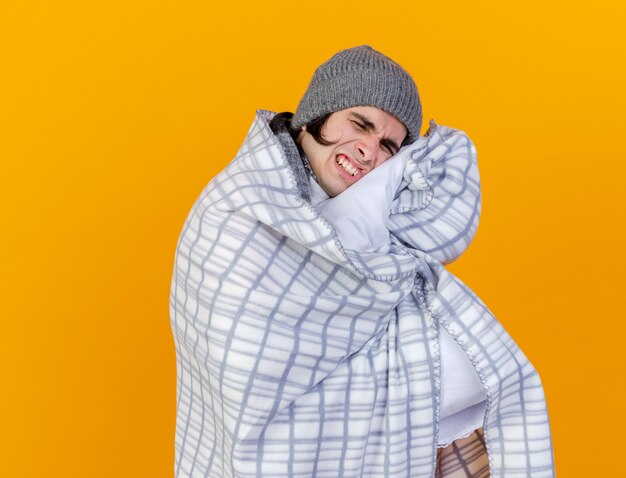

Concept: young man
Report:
left=169, top=46, right=555, bottom=477
left=295, top=105, right=408, bottom=198
left=270, top=45, right=421, bottom=203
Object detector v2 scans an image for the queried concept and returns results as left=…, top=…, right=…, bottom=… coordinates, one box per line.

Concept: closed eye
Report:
left=381, top=143, right=394, bottom=156
left=380, top=140, right=396, bottom=155
left=351, top=117, right=398, bottom=155
left=351, top=120, right=366, bottom=130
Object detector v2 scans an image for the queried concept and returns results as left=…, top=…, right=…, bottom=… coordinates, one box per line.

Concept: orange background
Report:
left=1, top=1, right=624, bottom=476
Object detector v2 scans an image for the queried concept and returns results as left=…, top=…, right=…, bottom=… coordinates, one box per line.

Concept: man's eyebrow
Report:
left=350, top=112, right=401, bottom=153
left=350, top=112, right=377, bottom=131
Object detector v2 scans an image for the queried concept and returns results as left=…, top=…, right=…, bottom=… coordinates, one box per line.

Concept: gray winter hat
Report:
left=292, top=45, right=422, bottom=144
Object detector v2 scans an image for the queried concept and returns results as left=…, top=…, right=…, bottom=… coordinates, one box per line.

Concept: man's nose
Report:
left=355, top=137, right=380, bottom=167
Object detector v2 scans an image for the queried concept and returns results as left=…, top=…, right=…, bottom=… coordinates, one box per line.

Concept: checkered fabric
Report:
left=169, top=110, right=555, bottom=477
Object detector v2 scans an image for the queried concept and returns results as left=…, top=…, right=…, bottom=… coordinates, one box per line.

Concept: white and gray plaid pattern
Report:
left=169, top=110, right=555, bottom=477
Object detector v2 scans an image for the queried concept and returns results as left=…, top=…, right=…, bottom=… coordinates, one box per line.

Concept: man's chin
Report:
left=326, top=183, right=352, bottom=198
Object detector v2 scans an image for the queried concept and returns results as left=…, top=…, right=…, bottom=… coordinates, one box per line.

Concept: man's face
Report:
left=297, top=106, right=408, bottom=198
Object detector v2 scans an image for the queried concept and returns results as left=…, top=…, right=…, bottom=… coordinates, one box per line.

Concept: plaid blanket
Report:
left=169, top=110, right=555, bottom=477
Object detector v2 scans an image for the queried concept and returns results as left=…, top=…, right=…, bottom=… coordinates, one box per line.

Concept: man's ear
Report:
left=295, top=126, right=306, bottom=144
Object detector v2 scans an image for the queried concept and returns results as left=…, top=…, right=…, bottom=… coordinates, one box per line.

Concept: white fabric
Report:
left=438, top=328, right=487, bottom=447
left=169, top=111, right=555, bottom=477
left=316, top=151, right=408, bottom=254
left=315, top=146, right=487, bottom=448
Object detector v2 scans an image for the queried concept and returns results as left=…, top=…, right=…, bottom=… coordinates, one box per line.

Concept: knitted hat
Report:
left=291, top=45, right=422, bottom=144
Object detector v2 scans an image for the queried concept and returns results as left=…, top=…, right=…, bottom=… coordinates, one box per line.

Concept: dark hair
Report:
left=274, top=111, right=337, bottom=147
left=278, top=110, right=411, bottom=149
left=301, top=113, right=336, bottom=146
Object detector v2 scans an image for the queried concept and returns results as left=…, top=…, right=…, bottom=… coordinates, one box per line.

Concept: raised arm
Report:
left=389, top=120, right=481, bottom=265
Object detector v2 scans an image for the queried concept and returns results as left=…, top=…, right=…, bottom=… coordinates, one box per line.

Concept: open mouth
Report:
left=335, top=154, right=361, bottom=178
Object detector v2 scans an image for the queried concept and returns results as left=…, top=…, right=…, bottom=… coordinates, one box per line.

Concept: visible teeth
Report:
left=337, top=156, right=358, bottom=176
